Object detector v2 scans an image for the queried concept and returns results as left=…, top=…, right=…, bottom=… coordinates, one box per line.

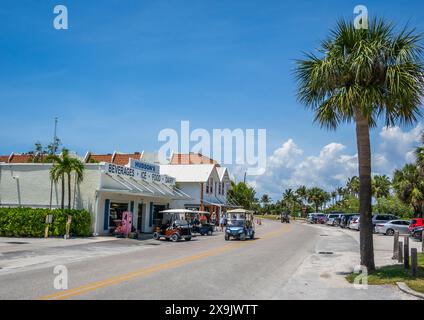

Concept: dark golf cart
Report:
left=225, top=209, right=255, bottom=241
left=189, top=211, right=214, bottom=236
left=281, top=212, right=290, bottom=223
left=153, top=209, right=193, bottom=242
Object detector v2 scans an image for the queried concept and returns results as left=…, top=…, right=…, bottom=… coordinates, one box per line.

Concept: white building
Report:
left=0, top=154, right=191, bottom=235
left=160, top=153, right=237, bottom=218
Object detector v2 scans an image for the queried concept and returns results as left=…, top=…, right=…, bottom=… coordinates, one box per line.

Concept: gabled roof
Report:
left=216, top=167, right=229, bottom=182
left=160, top=164, right=216, bottom=183
left=170, top=153, right=219, bottom=165
left=0, top=155, right=9, bottom=163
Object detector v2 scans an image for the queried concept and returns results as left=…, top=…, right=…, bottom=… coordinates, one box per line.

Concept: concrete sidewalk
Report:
left=0, top=234, right=155, bottom=274
left=279, top=222, right=419, bottom=300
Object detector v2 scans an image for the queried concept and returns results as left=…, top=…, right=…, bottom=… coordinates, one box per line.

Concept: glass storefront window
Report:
left=109, top=202, right=129, bottom=228
left=152, top=205, right=166, bottom=226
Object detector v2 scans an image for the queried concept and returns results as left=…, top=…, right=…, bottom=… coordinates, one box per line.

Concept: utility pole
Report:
left=53, top=117, right=58, bottom=153
left=49, top=117, right=58, bottom=209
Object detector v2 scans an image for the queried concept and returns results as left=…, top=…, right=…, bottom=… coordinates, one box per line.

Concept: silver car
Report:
left=375, top=220, right=410, bottom=236
left=348, top=215, right=360, bottom=230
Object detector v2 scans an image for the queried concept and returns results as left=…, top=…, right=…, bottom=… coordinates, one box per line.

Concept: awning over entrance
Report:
left=103, top=173, right=191, bottom=200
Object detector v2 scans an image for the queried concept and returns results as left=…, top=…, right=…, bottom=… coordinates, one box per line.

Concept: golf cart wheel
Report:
left=225, top=234, right=230, bottom=241
left=152, top=232, right=160, bottom=240
left=250, top=232, right=255, bottom=240
left=240, top=234, right=246, bottom=241
left=186, top=237, right=192, bottom=241
left=170, top=234, right=179, bottom=242
left=386, top=229, right=395, bottom=236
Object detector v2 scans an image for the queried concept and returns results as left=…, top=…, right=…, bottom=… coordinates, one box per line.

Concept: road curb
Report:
left=396, top=282, right=424, bottom=300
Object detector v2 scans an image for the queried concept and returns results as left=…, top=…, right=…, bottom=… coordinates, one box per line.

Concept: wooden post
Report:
left=422, top=231, right=424, bottom=253
left=398, top=241, right=403, bottom=263
left=393, top=231, right=399, bottom=260
left=404, top=236, right=410, bottom=269
left=65, top=215, right=72, bottom=240
left=44, top=214, right=52, bottom=238
left=411, top=248, right=418, bottom=277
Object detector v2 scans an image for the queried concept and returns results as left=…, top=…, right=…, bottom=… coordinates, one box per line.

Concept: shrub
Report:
left=0, top=208, right=92, bottom=237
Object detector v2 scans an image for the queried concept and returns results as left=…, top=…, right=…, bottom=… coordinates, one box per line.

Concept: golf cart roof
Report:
left=226, top=209, right=254, bottom=214
left=192, top=210, right=210, bottom=215
left=159, top=209, right=195, bottom=214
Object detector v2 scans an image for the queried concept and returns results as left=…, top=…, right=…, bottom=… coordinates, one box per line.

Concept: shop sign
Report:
left=104, top=163, right=175, bottom=185
left=128, top=159, right=160, bottom=174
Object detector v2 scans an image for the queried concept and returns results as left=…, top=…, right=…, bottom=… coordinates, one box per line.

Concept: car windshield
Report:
left=227, top=219, right=244, bottom=227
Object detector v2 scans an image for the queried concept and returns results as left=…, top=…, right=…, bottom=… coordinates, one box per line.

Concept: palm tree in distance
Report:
left=295, top=18, right=424, bottom=271
left=372, top=175, right=391, bottom=199
left=49, top=149, right=85, bottom=210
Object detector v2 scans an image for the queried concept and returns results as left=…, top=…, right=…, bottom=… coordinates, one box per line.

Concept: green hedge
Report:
left=0, top=208, right=92, bottom=237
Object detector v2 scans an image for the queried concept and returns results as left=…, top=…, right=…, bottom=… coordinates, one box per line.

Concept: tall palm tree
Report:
left=295, top=18, right=424, bottom=271
left=49, top=149, right=85, bottom=210
left=295, top=185, right=307, bottom=203
left=282, top=189, right=300, bottom=215
left=415, top=131, right=424, bottom=172
left=372, top=174, right=391, bottom=199
left=336, top=186, right=345, bottom=202
left=393, top=164, right=424, bottom=217
left=260, top=194, right=271, bottom=214
left=307, top=187, right=330, bottom=212
left=346, top=176, right=360, bottom=197
left=67, top=157, right=85, bottom=209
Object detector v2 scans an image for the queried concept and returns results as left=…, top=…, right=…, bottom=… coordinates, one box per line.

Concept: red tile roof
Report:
left=113, top=153, right=142, bottom=166
left=86, top=154, right=113, bottom=163
left=85, top=152, right=142, bottom=165
left=170, top=153, right=219, bottom=165
left=0, top=155, right=9, bottom=163
left=9, top=154, right=33, bottom=163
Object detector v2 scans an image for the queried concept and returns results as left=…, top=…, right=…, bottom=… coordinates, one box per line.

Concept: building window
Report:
left=109, top=202, right=129, bottom=229
left=153, top=204, right=167, bottom=226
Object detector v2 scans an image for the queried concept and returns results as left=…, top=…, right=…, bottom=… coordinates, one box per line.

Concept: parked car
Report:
left=340, top=214, right=358, bottom=229
left=411, top=227, right=423, bottom=241
left=307, top=213, right=326, bottom=224
left=409, top=218, right=424, bottom=233
left=316, top=214, right=327, bottom=224
left=372, top=214, right=399, bottom=232
left=348, top=216, right=360, bottom=230
left=375, top=220, right=410, bottom=236
left=326, top=214, right=344, bottom=226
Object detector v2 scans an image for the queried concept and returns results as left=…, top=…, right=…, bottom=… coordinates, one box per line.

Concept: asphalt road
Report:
left=0, top=220, right=318, bottom=300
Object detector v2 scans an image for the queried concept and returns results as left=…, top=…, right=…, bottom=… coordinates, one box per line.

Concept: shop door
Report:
left=137, top=203, right=144, bottom=232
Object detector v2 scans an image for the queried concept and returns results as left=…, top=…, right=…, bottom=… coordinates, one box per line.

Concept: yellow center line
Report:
left=39, top=224, right=292, bottom=300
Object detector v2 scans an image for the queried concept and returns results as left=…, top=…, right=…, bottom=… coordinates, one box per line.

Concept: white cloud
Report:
left=244, top=123, right=423, bottom=200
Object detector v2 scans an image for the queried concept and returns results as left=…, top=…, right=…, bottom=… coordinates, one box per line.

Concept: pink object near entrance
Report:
left=121, top=211, right=133, bottom=236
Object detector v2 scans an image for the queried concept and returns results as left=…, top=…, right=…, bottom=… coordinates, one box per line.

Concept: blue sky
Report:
left=1, top=1, right=423, bottom=197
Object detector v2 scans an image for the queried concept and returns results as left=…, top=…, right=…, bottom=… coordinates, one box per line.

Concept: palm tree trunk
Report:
left=61, top=173, right=65, bottom=210
left=68, top=172, right=71, bottom=210
left=355, top=111, right=375, bottom=272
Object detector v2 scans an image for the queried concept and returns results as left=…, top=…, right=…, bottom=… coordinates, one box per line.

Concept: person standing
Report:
left=220, top=213, right=226, bottom=232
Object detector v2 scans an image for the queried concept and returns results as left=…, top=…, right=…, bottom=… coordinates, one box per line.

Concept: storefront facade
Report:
left=0, top=159, right=191, bottom=235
